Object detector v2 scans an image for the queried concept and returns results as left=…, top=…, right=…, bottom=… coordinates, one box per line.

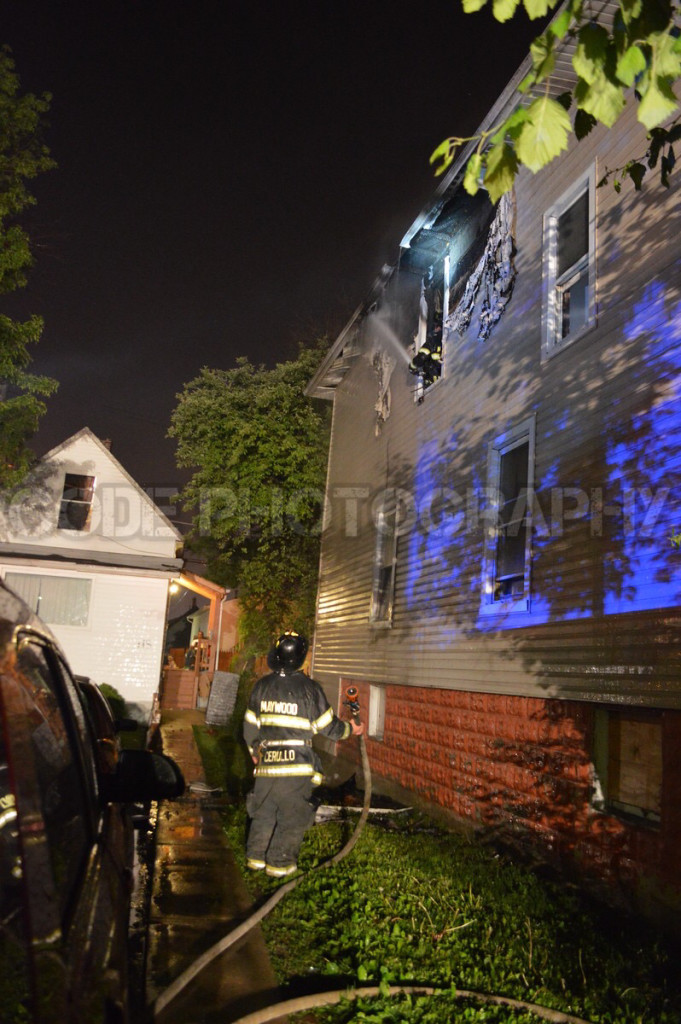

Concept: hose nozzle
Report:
left=344, top=685, right=360, bottom=717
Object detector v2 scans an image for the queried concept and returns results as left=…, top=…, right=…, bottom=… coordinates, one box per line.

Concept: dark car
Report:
left=0, top=581, right=184, bottom=1023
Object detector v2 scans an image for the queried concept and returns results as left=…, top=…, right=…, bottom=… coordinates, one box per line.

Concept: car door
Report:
left=0, top=629, right=130, bottom=1023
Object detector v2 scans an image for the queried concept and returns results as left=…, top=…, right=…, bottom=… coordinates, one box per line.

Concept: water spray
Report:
left=368, top=309, right=412, bottom=365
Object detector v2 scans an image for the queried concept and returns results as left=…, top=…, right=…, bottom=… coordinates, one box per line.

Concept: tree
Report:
left=431, top=0, right=681, bottom=201
left=0, top=46, right=57, bottom=489
left=169, top=340, right=331, bottom=653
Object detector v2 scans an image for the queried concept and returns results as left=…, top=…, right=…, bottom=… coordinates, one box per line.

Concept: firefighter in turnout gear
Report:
left=243, top=631, right=364, bottom=877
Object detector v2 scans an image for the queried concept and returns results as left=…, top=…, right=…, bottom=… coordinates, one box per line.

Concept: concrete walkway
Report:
left=146, top=710, right=286, bottom=1024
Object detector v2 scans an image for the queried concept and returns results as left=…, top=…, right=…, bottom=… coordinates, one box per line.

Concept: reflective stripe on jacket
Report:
left=243, top=670, right=351, bottom=781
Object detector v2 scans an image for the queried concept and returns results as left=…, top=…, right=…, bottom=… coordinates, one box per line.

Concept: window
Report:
left=58, top=473, right=95, bottom=531
left=543, top=167, right=595, bottom=357
left=592, top=708, right=662, bottom=824
left=409, top=258, right=448, bottom=397
left=369, top=493, right=399, bottom=626
left=5, top=573, right=92, bottom=627
left=481, top=416, right=535, bottom=613
left=368, top=685, right=386, bottom=740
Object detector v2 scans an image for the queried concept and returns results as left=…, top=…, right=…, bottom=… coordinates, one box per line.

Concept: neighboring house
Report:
left=307, top=7, right=681, bottom=929
left=0, top=428, right=183, bottom=718
left=160, top=572, right=234, bottom=711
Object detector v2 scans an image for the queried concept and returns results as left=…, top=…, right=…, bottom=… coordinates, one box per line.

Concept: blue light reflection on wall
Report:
left=603, top=283, right=681, bottom=615
left=405, top=436, right=466, bottom=620
left=402, top=281, right=681, bottom=635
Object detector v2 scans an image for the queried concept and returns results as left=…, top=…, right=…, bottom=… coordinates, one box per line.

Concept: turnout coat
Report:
left=244, top=669, right=351, bottom=785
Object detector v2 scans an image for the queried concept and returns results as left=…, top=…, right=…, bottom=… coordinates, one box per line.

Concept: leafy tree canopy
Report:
left=169, top=339, right=331, bottom=653
left=431, top=0, right=681, bottom=201
left=0, top=46, right=57, bottom=489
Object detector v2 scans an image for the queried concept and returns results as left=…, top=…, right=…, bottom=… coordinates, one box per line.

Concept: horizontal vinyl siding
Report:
left=52, top=572, right=167, bottom=711
left=313, top=92, right=681, bottom=709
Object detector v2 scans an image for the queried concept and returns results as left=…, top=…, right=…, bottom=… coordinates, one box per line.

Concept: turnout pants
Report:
left=246, top=775, right=316, bottom=873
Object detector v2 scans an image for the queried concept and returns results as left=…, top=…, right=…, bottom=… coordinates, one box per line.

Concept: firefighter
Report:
left=243, top=631, right=364, bottom=877
left=408, top=342, right=442, bottom=386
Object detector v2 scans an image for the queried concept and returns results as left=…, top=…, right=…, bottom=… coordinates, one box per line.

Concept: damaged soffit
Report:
left=305, top=266, right=395, bottom=399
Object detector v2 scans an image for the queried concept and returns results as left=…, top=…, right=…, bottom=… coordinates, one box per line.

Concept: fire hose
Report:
left=153, top=686, right=594, bottom=1024
left=153, top=685, right=371, bottom=1018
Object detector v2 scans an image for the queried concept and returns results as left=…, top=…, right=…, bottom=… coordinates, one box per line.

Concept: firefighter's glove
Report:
left=350, top=719, right=365, bottom=737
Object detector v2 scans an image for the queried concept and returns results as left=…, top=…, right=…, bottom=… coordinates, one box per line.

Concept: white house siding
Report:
left=0, top=429, right=179, bottom=563
left=57, top=572, right=168, bottom=713
left=0, top=429, right=183, bottom=718
left=1, top=564, right=168, bottom=714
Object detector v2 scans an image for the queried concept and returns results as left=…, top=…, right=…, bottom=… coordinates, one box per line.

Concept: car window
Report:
left=0, top=729, right=32, bottom=1022
left=51, top=656, right=100, bottom=804
left=14, top=638, right=93, bottom=921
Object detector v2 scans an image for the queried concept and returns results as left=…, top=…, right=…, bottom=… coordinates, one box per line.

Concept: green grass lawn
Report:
left=193, top=721, right=681, bottom=1024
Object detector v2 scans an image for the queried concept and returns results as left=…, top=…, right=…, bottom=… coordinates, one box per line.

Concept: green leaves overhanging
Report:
left=431, top=0, right=681, bottom=200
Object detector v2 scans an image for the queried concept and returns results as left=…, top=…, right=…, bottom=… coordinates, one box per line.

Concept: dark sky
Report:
left=3, top=0, right=538, bottom=487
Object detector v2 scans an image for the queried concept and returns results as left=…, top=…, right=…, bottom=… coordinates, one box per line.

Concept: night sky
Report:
left=3, top=0, right=538, bottom=488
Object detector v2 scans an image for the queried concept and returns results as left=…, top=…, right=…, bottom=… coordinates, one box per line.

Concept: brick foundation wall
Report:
left=338, top=679, right=681, bottom=928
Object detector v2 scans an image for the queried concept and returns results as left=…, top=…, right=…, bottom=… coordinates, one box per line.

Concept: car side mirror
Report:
left=106, top=749, right=185, bottom=803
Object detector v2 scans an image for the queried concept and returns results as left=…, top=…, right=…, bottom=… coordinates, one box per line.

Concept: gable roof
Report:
left=0, top=427, right=184, bottom=575
left=42, top=427, right=183, bottom=544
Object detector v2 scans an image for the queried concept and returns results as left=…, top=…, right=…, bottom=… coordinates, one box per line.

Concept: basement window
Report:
left=58, top=473, right=96, bottom=532
left=592, top=708, right=662, bottom=824
left=368, top=685, right=386, bottom=740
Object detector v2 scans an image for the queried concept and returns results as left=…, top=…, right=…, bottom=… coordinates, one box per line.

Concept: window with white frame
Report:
left=369, top=493, right=399, bottom=626
left=592, top=708, right=662, bottom=824
left=543, top=167, right=596, bottom=357
left=481, top=416, right=535, bottom=613
left=58, top=473, right=96, bottom=531
left=5, top=572, right=92, bottom=626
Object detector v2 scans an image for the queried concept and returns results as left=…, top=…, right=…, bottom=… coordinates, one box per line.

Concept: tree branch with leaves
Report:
left=431, top=0, right=681, bottom=201
left=0, top=46, right=58, bottom=489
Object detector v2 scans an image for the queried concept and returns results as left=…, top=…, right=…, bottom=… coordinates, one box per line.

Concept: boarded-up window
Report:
left=593, top=708, right=662, bottom=823
left=58, top=473, right=95, bottom=531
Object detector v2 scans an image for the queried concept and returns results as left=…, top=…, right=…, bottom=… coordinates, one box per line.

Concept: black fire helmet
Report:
left=267, top=631, right=308, bottom=673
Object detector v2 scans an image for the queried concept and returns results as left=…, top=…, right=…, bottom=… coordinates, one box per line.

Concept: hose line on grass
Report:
left=227, top=984, right=595, bottom=1024
left=153, top=733, right=373, bottom=1018
left=154, top=736, right=595, bottom=1024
